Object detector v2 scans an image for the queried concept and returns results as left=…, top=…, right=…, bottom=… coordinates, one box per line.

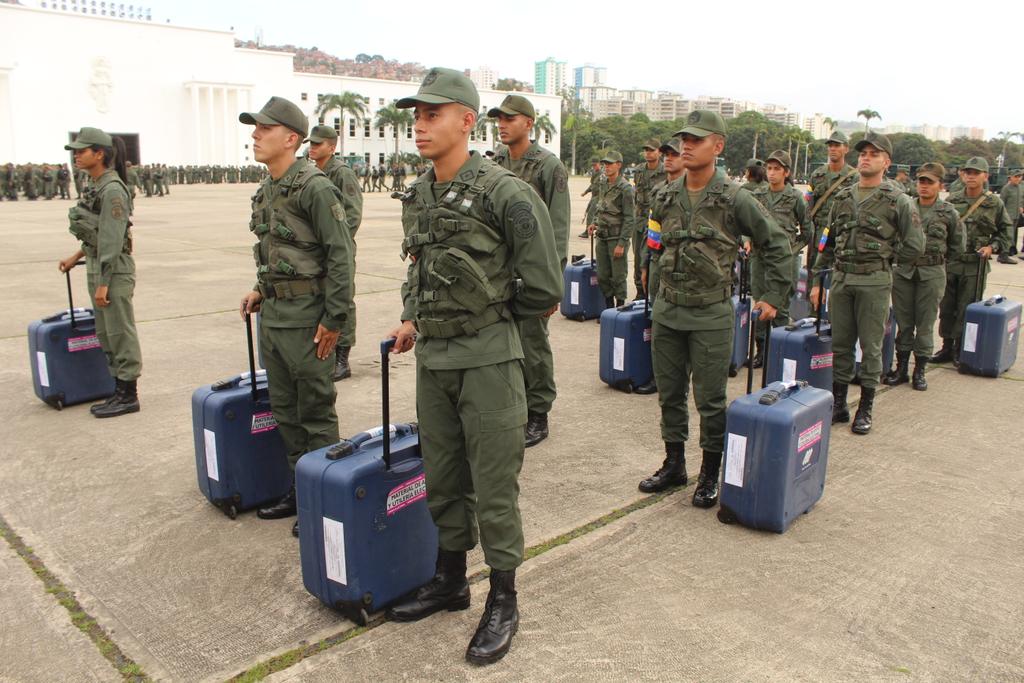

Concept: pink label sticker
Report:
left=810, top=353, right=833, bottom=369
left=387, top=474, right=427, bottom=516
left=798, top=421, right=823, bottom=451
left=589, top=275, right=598, bottom=286
left=67, top=335, right=100, bottom=353
left=740, top=312, right=748, bottom=327
left=251, top=411, right=278, bottom=434
left=1008, top=316, right=1019, bottom=333
left=643, top=328, right=652, bottom=342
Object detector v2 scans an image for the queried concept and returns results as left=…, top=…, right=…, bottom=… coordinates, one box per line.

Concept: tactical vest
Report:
left=399, top=162, right=518, bottom=339
left=67, top=171, right=133, bottom=259
left=250, top=164, right=329, bottom=299
left=494, top=149, right=545, bottom=198
left=952, top=192, right=1002, bottom=261
left=635, top=165, right=666, bottom=210
left=828, top=183, right=902, bottom=274
left=656, top=178, right=742, bottom=307
left=596, top=177, right=630, bottom=238
left=912, top=202, right=957, bottom=266
left=753, top=186, right=801, bottom=247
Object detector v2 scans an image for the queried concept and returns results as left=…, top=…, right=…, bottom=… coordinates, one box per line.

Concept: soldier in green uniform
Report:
left=633, top=139, right=667, bottom=300
left=807, top=131, right=858, bottom=271
left=24, top=163, right=39, bottom=199
left=57, top=163, right=71, bottom=199
left=587, top=150, right=634, bottom=307
left=638, top=111, right=793, bottom=510
left=489, top=93, right=571, bottom=447
left=2, top=163, right=15, bottom=200
left=883, top=162, right=965, bottom=390
left=581, top=157, right=604, bottom=237
left=894, top=166, right=917, bottom=197
left=305, top=124, right=364, bottom=381
left=998, top=168, right=1022, bottom=257
left=58, top=128, right=143, bottom=418
left=43, top=164, right=56, bottom=199
left=742, top=158, right=766, bottom=191
left=384, top=68, right=562, bottom=665
left=931, top=156, right=1014, bottom=365
left=809, top=132, right=924, bottom=434
left=237, top=97, right=355, bottom=534
left=640, top=138, right=686, bottom=321
left=125, top=162, right=139, bottom=198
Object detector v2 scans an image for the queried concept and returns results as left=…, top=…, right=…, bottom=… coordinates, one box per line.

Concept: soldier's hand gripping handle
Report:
left=386, top=320, right=417, bottom=354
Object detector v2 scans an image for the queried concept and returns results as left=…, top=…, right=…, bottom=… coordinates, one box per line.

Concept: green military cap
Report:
left=674, top=110, right=727, bottom=138
left=961, top=156, right=989, bottom=173
left=766, top=150, right=791, bottom=169
left=397, top=67, right=480, bottom=112
left=746, top=158, right=764, bottom=169
left=916, top=162, right=945, bottom=182
left=895, top=164, right=911, bottom=172
left=854, top=130, right=893, bottom=156
left=305, top=125, right=338, bottom=144
left=602, top=150, right=623, bottom=164
left=659, top=138, right=681, bottom=154
left=65, top=126, right=112, bottom=150
left=239, top=96, right=309, bottom=138
left=826, top=130, right=848, bottom=145
left=642, top=137, right=661, bottom=151
left=590, top=156, right=600, bottom=163
left=1009, top=168, right=1023, bottom=177
left=487, top=94, right=535, bottom=119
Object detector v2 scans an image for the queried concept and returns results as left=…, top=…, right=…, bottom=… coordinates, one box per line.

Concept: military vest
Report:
left=494, top=147, right=545, bottom=198
left=656, top=177, right=742, bottom=307
left=752, top=185, right=801, bottom=247
left=250, top=164, right=329, bottom=296
left=949, top=191, right=1004, bottom=261
left=911, top=201, right=959, bottom=266
left=635, top=164, right=666, bottom=211
left=399, top=162, right=518, bottom=339
left=828, top=183, right=903, bottom=274
left=596, top=177, right=630, bottom=238
left=67, top=171, right=133, bottom=258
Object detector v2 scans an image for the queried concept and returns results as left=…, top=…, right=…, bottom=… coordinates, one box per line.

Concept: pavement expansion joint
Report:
left=0, top=510, right=151, bottom=682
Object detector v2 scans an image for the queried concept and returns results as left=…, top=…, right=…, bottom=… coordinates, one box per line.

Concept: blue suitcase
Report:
left=296, top=339, right=438, bottom=625
left=191, top=314, right=290, bottom=518
left=562, top=248, right=605, bottom=321
left=599, top=300, right=653, bottom=391
left=959, top=295, right=1022, bottom=377
left=854, top=306, right=895, bottom=383
left=718, top=380, right=833, bottom=533
left=789, top=267, right=812, bottom=322
left=28, top=268, right=116, bottom=409
left=765, top=317, right=834, bottom=391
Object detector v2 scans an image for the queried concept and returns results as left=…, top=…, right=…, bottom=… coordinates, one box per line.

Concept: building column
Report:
left=189, top=83, right=200, bottom=164
left=221, top=86, right=231, bottom=165
left=205, top=85, right=214, bottom=164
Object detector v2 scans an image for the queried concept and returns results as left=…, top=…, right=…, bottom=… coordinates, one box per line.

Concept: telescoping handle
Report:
left=65, top=261, right=85, bottom=329
left=380, top=338, right=397, bottom=471
left=590, top=230, right=595, bottom=264
left=975, top=252, right=986, bottom=303
left=814, top=268, right=830, bottom=338
left=244, top=312, right=258, bottom=402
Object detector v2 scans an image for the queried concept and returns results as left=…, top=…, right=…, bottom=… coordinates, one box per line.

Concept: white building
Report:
left=469, top=66, right=497, bottom=91
left=803, top=113, right=833, bottom=140
left=573, top=64, right=607, bottom=89
left=0, top=4, right=561, bottom=165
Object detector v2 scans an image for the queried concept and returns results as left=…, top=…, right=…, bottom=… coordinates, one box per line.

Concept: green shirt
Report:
left=808, top=163, right=857, bottom=228
left=321, top=156, right=364, bottom=234
left=945, top=190, right=1014, bottom=274
left=999, top=181, right=1023, bottom=219
left=895, top=198, right=966, bottom=281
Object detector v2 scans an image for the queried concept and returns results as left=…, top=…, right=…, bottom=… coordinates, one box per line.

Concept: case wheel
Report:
left=717, top=507, right=736, bottom=525
left=227, top=505, right=238, bottom=520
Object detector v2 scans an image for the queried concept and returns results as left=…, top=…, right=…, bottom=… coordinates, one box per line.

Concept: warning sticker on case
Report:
left=613, top=337, right=625, bottom=371
left=798, top=421, right=823, bottom=451
left=799, top=447, right=816, bottom=473
left=36, top=352, right=49, bottom=388
left=962, top=322, right=978, bottom=353
left=570, top=281, right=580, bottom=305
left=643, top=327, right=652, bottom=343
left=782, top=358, right=797, bottom=383
left=1009, top=316, right=1019, bottom=333
left=387, top=474, right=427, bottom=516
left=810, top=353, right=833, bottom=369
left=203, top=429, right=219, bottom=481
left=590, top=275, right=598, bottom=286
left=67, top=334, right=101, bottom=353
left=251, top=412, right=278, bottom=434
left=323, top=517, right=347, bottom=585
left=724, top=433, right=747, bottom=488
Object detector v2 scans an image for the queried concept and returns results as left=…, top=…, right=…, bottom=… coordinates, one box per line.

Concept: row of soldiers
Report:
left=1, top=162, right=75, bottom=200
left=356, top=163, right=419, bottom=193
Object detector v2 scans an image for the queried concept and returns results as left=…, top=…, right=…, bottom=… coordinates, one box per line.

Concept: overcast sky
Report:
left=158, top=0, right=1019, bottom=138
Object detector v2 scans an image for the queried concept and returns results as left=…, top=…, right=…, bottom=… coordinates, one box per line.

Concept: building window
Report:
left=364, top=121, right=371, bottom=137
left=301, top=93, right=308, bottom=101
left=349, top=119, right=356, bottom=137
left=378, top=98, right=384, bottom=105
left=406, top=127, right=412, bottom=140
left=378, top=126, right=385, bottom=139
left=364, top=153, right=370, bottom=165
left=544, top=132, right=551, bottom=144
left=333, top=117, right=341, bottom=135
left=481, top=127, right=487, bottom=142
left=378, top=153, right=385, bottom=165
left=470, top=129, right=476, bottom=142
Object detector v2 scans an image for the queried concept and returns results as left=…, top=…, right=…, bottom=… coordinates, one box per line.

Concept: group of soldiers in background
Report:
left=1, top=162, right=75, bottom=200
left=357, top=162, right=416, bottom=192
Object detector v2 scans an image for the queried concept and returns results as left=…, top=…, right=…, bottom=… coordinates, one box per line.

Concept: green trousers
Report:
left=829, top=278, right=890, bottom=389
left=416, top=360, right=528, bottom=571
left=652, top=322, right=732, bottom=454
left=340, top=240, right=357, bottom=349
left=892, top=272, right=944, bottom=357
left=517, top=316, right=556, bottom=415
left=87, top=272, right=142, bottom=382
left=259, top=325, right=339, bottom=468
left=938, top=263, right=988, bottom=343
left=595, top=237, right=627, bottom=300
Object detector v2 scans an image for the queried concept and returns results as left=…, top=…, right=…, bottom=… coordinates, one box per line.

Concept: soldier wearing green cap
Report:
left=587, top=149, right=634, bottom=306
left=632, top=139, right=667, bottom=300
left=894, top=166, right=917, bottom=197
left=742, top=158, right=767, bottom=192
left=58, top=127, right=143, bottom=417
left=489, top=94, right=570, bottom=448
left=998, top=168, right=1023, bottom=256
left=883, top=162, right=965, bottom=390
left=637, top=111, right=793, bottom=511
left=809, top=131, right=924, bottom=435
left=305, top=124, right=364, bottom=381
left=932, top=155, right=1015, bottom=365
left=384, top=68, right=562, bottom=665
left=238, top=97, right=355, bottom=531
left=581, top=156, right=605, bottom=236
left=640, top=138, right=686, bottom=322
left=808, top=130, right=857, bottom=270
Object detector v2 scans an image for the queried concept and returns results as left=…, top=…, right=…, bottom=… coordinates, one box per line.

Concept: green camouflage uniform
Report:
left=751, top=182, right=812, bottom=329
left=593, top=175, right=635, bottom=301
left=999, top=179, right=1022, bottom=254
left=320, top=155, right=363, bottom=348
left=807, top=162, right=858, bottom=268
left=633, top=161, right=666, bottom=296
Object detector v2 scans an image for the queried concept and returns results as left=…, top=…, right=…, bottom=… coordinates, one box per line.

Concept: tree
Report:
left=891, top=133, right=937, bottom=166
left=495, top=78, right=529, bottom=92
left=474, top=113, right=499, bottom=150
left=997, top=131, right=1022, bottom=168
left=857, top=108, right=881, bottom=132
left=315, top=92, right=368, bottom=157
left=533, top=113, right=557, bottom=145
left=822, top=116, right=837, bottom=136
left=560, top=86, right=589, bottom=174
left=374, top=102, right=414, bottom=162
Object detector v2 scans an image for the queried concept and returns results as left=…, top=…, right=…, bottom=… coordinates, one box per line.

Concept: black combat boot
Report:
left=751, top=335, right=765, bottom=369
left=386, top=549, right=470, bottom=622
left=851, top=387, right=875, bottom=435
left=604, top=296, right=614, bottom=309
left=951, top=340, right=961, bottom=368
left=90, top=378, right=122, bottom=414
left=634, top=377, right=657, bottom=395
left=883, top=350, right=910, bottom=386
left=832, top=382, right=850, bottom=423
left=691, top=451, right=721, bottom=509
left=912, top=356, right=928, bottom=391
left=257, top=485, right=297, bottom=519
left=931, top=338, right=955, bottom=363
left=332, top=345, right=351, bottom=381
left=615, top=297, right=626, bottom=307
left=465, top=569, right=518, bottom=665
left=93, top=379, right=140, bottom=418
left=638, top=442, right=687, bottom=493
left=524, top=412, right=549, bottom=448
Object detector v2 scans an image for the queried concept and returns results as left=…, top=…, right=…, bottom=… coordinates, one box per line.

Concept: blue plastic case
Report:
left=561, top=256, right=605, bottom=321
left=959, top=295, right=1021, bottom=377
left=28, top=307, right=116, bottom=409
left=765, top=317, right=834, bottom=391
left=599, top=300, right=653, bottom=391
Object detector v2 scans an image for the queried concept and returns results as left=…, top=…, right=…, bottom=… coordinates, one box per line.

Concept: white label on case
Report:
left=613, top=337, right=625, bottom=371
left=782, top=358, right=797, bottom=383
left=323, top=517, right=348, bottom=586
left=203, top=429, right=219, bottom=481
left=570, top=281, right=580, bottom=305
left=36, top=352, right=49, bottom=388
left=725, top=433, right=747, bottom=488
left=367, top=424, right=396, bottom=439
left=963, top=322, right=978, bottom=353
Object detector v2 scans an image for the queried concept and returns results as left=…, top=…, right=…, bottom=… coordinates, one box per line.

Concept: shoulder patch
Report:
left=110, top=196, right=125, bottom=220
left=507, top=200, right=538, bottom=240
left=553, top=166, right=567, bottom=193
left=344, top=181, right=357, bottom=197
left=330, top=202, right=345, bottom=223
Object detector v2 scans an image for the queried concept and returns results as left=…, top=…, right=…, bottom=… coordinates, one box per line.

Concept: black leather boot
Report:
left=883, top=350, right=910, bottom=386
left=524, top=412, right=548, bottom=448
left=465, top=569, right=518, bottom=665
left=931, top=338, right=955, bottom=363
left=851, top=387, right=875, bottom=435
left=91, top=378, right=122, bottom=414
left=93, top=379, right=140, bottom=418
left=912, top=356, right=928, bottom=391
left=691, top=451, right=721, bottom=509
left=387, top=549, right=470, bottom=622
left=615, top=297, right=626, bottom=307
left=832, top=382, right=850, bottom=423
left=952, top=340, right=961, bottom=368
left=633, top=377, right=657, bottom=395
left=604, top=296, right=614, bottom=309
left=332, top=345, right=351, bottom=381
left=638, top=442, right=687, bottom=493
left=257, top=485, right=297, bottom=519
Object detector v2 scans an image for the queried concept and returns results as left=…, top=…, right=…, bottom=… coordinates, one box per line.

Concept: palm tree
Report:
left=822, top=116, right=837, bottom=138
left=857, top=108, right=881, bottom=132
left=374, top=103, right=414, bottom=163
left=475, top=113, right=499, bottom=150
left=997, top=131, right=1021, bottom=168
left=532, top=113, right=557, bottom=145
left=791, top=130, right=813, bottom=178
left=314, top=91, right=368, bottom=157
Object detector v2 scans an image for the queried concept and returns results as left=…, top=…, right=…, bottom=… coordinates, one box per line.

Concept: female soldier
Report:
left=58, top=127, right=142, bottom=417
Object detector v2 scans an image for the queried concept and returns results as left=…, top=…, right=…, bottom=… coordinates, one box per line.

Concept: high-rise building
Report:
left=534, top=58, right=568, bottom=95
left=469, top=66, right=497, bottom=91
left=803, top=113, right=833, bottom=140
left=574, top=64, right=608, bottom=90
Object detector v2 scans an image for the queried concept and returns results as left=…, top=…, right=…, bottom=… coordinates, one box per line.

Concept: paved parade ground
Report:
left=1, top=178, right=1022, bottom=682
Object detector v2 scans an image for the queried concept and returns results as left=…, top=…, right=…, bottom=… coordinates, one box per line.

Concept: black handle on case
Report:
left=814, top=269, right=829, bottom=338
left=65, top=261, right=84, bottom=328
left=975, top=252, right=986, bottom=303
left=589, top=231, right=594, bottom=264
left=745, top=307, right=772, bottom=394
left=380, top=338, right=397, bottom=471
left=245, top=312, right=258, bottom=403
